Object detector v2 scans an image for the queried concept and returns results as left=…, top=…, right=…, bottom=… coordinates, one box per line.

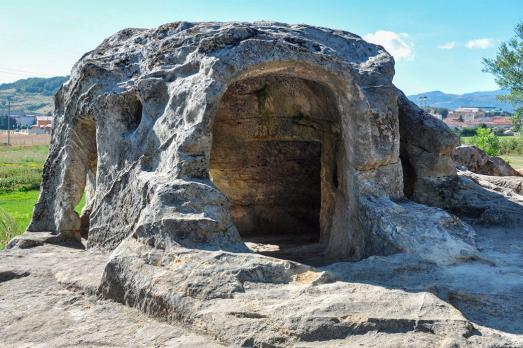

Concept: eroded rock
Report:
left=22, top=21, right=481, bottom=265
left=453, top=145, right=522, bottom=177
left=6, top=21, right=523, bottom=346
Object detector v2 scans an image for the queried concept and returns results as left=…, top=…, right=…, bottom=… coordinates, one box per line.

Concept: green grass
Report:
left=0, top=208, right=20, bottom=249
left=0, top=145, right=88, bottom=249
left=75, top=194, right=86, bottom=214
left=0, top=145, right=48, bottom=248
left=0, top=190, right=86, bottom=249
left=460, top=136, right=523, bottom=170
left=0, top=190, right=40, bottom=230
left=0, top=135, right=520, bottom=248
left=460, top=136, right=474, bottom=145
left=0, top=145, right=48, bottom=193
left=461, top=134, right=523, bottom=169
left=501, top=154, right=523, bottom=169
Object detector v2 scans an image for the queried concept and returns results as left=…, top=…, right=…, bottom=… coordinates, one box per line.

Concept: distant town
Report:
left=0, top=111, right=53, bottom=135
left=426, top=106, right=516, bottom=136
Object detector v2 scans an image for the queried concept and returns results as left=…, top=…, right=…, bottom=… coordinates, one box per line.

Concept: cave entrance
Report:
left=209, top=74, right=341, bottom=264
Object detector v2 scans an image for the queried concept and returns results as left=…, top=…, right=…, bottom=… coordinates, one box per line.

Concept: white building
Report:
left=450, top=107, right=483, bottom=121
left=15, top=115, right=36, bottom=127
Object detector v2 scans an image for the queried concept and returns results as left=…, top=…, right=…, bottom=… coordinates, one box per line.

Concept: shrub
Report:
left=511, top=108, right=523, bottom=132
left=499, top=136, right=523, bottom=155
left=460, top=127, right=478, bottom=137
left=472, top=128, right=501, bottom=156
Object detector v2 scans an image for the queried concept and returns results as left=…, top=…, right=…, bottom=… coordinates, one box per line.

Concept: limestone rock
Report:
left=397, top=91, right=459, bottom=201
left=0, top=244, right=224, bottom=347
left=3, top=241, right=521, bottom=347
left=453, top=145, right=522, bottom=177
left=5, top=21, right=523, bottom=346
left=359, top=196, right=478, bottom=265
left=26, top=21, right=478, bottom=265
left=460, top=170, right=523, bottom=197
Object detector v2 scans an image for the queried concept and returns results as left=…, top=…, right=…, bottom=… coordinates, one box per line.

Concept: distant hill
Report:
left=408, top=90, right=515, bottom=112
left=0, top=76, right=68, bottom=116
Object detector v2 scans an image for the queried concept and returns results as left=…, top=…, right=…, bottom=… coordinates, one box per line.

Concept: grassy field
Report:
left=0, top=190, right=40, bottom=245
left=460, top=136, right=474, bottom=144
left=502, top=154, right=523, bottom=169
left=0, top=145, right=48, bottom=248
left=0, top=145, right=48, bottom=192
left=0, top=145, right=86, bottom=248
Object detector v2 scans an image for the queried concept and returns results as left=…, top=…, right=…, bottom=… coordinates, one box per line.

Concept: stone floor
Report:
left=1, top=224, right=522, bottom=347
left=244, top=232, right=326, bottom=264
left=323, top=225, right=523, bottom=335
left=0, top=245, right=223, bottom=348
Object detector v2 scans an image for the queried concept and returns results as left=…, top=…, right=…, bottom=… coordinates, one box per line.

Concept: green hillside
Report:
left=0, top=76, right=68, bottom=116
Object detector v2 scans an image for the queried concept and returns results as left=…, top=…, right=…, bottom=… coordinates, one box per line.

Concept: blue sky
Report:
left=0, top=0, right=521, bottom=94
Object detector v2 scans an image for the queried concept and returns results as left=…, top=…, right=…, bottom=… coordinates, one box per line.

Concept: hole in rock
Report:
left=209, top=74, right=341, bottom=264
left=67, top=117, right=97, bottom=241
left=78, top=155, right=97, bottom=241
left=125, top=98, right=143, bottom=132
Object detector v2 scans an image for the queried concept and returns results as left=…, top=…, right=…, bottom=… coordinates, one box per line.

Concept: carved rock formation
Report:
left=25, top=21, right=478, bottom=263
left=6, top=22, right=523, bottom=346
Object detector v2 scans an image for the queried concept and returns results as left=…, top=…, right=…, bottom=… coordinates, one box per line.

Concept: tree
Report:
left=473, top=127, right=501, bottom=156
left=510, top=109, right=523, bottom=132
left=483, top=22, right=523, bottom=131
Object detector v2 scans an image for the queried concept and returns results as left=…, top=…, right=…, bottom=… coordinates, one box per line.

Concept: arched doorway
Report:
left=209, top=73, right=341, bottom=263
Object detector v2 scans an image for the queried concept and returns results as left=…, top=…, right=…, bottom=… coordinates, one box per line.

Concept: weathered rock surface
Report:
left=410, top=172, right=523, bottom=228
left=460, top=170, right=523, bottom=198
left=2, top=239, right=522, bottom=347
left=0, top=244, right=223, bottom=347
left=26, top=21, right=479, bottom=265
left=5, top=21, right=523, bottom=346
left=397, top=91, right=459, bottom=200
left=453, top=145, right=522, bottom=177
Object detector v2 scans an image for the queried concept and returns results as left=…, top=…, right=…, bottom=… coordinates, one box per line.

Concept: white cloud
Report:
left=363, top=30, right=414, bottom=61
left=438, top=41, right=456, bottom=50
left=465, top=38, right=493, bottom=49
